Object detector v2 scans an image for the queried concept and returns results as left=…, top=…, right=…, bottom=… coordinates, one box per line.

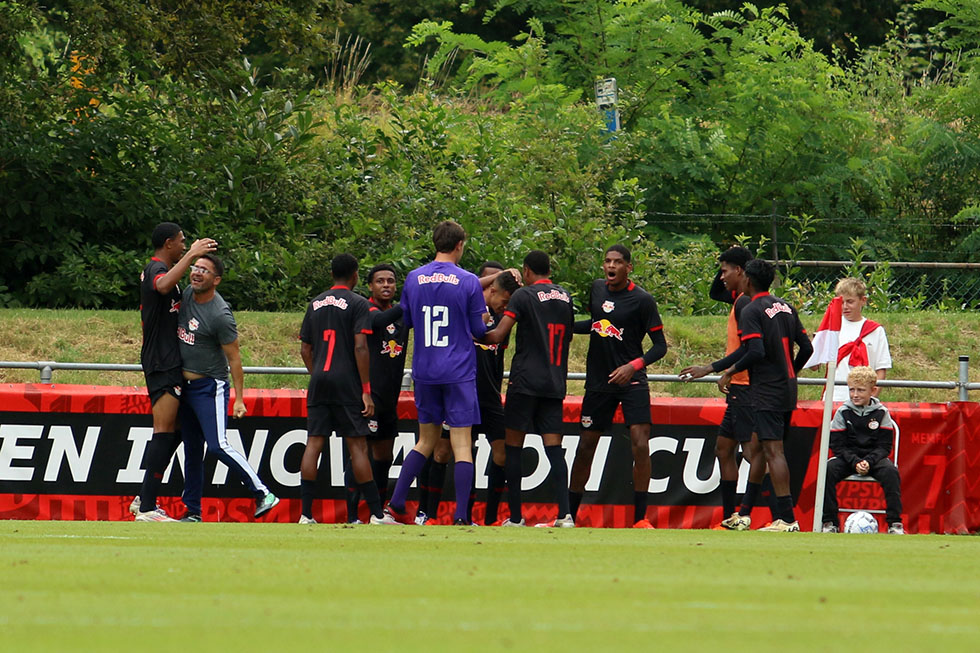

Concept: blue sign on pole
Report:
left=595, top=77, right=619, bottom=134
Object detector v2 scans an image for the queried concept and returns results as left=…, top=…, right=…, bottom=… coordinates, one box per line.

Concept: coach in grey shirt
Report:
left=176, top=253, right=279, bottom=521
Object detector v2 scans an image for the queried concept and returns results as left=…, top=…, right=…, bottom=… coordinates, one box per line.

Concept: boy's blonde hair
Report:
left=835, top=277, right=866, bottom=298
left=847, top=366, right=878, bottom=389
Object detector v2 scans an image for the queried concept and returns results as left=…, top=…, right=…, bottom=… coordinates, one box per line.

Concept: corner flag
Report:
left=804, top=296, right=842, bottom=368
left=807, top=295, right=844, bottom=532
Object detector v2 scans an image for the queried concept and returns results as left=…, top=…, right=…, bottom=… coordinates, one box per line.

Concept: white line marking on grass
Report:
left=26, top=534, right=139, bottom=540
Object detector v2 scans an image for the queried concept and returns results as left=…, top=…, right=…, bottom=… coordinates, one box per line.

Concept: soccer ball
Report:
left=844, top=511, right=879, bottom=534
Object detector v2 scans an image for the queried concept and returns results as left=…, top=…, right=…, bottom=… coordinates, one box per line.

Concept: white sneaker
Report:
left=376, top=511, right=400, bottom=525
left=536, top=514, right=575, bottom=528
left=298, top=515, right=317, bottom=525
left=414, top=511, right=429, bottom=526
left=822, top=522, right=839, bottom=533
left=501, top=518, right=525, bottom=527
left=129, top=496, right=141, bottom=517
left=719, top=513, right=751, bottom=531
left=134, top=508, right=177, bottom=522
left=888, top=522, right=905, bottom=535
left=759, top=519, right=800, bottom=532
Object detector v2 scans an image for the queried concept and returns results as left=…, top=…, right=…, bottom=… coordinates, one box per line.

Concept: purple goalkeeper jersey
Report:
left=402, top=260, right=488, bottom=384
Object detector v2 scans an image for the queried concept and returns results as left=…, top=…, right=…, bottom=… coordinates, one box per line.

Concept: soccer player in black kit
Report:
left=298, top=254, right=382, bottom=524
left=364, top=263, right=408, bottom=507
left=131, top=222, right=216, bottom=522
left=568, top=244, right=668, bottom=528
left=716, top=259, right=813, bottom=532
left=481, top=250, right=575, bottom=527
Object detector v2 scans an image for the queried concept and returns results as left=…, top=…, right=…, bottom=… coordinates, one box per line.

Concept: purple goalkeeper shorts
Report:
left=414, top=380, right=481, bottom=428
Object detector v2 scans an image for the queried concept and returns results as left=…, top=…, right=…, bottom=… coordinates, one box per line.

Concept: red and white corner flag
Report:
left=807, top=295, right=843, bottom=532
left=805, top=295, right=842, bottom=368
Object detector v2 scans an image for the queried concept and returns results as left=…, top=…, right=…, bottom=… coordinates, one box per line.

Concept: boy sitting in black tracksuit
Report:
left=821, top=366, right=904, bottom=534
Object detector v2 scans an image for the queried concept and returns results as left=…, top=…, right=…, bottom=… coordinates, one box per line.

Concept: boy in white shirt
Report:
left=827, top=277, right=892, bottom=402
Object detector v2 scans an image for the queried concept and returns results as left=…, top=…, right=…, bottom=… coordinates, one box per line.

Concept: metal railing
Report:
left=2, top=355, right=978, bottom=401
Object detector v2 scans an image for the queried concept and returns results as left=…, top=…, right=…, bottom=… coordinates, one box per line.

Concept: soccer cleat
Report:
left=368, top=515, right=387, bottom=525
left=179, top=513, right=202, bottom=523
left=414, top=511, right=429, bottom=526
left=298, top=515, right=317, bottom=525
left=129, top=496, right=141, bottom=517
left=888, top=522, right=905, bottom=535
left=453, top=518, right=471, bottom=526
left=381, top=504, right=413, bottom=525
left=633, top=519, right=655, bottom=529
left=535, top=514, right=575, bottom=528
left=254, top=492, right=280, bottom=519
left=822, top=522, right=839, bottom=533
left=759, top=519, right=800, bottom=532
left=500, top=518, right=525, bottom=527
left=135, top=508, right=177, bottom=522
left=719, top=513, right=751, bottom=531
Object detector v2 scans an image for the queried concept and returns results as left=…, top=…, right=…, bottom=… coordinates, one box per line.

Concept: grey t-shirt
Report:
left=177, top=288, right=238, bottom=380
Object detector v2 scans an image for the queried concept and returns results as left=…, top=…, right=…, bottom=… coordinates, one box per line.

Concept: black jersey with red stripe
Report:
left=300, top=286, right=374, bottom=406
left=504, top=280, right=575, bottom=399
left=736, top=292, right=809, bottom=411
left=585, top=279, right=663, bottom=391
left=366, top=299, right=408, bottom=415
left=475, top=310, right=508, bottom=405
left=140, top=257, right=182, bottom=373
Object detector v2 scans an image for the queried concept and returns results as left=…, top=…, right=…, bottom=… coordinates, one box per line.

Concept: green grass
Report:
left=1, top=308, right=979, bottom=402
left=2, top=521, right=978, bottom=651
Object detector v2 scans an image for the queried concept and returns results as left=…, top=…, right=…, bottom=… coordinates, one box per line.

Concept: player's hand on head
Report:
left=506, top=268, right=523, bottom=286
left=189, top=238, right=218, bottom=257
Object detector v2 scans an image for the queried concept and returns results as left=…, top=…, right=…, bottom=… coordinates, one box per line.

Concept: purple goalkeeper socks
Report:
left=453, top=461, right=474, bottom=522
left=389, top=449, right=427, bottom=511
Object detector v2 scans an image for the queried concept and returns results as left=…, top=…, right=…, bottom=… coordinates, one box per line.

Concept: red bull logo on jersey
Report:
left=591, top=319, right=624, bottom=340
left=312, top=296, right=348, bottom=311
left=170, top=299, right=180, bottom=314
left=177, top=326, right=195, bottom=345
left=476, top=342, right=499, bottom=351
left=602, top=300, right=615, bottom=313
left=368, top=419, right=378, bottom=433
left=417, top=272, right=459, bottom=285
left=188, top=317, right=199, bottom=332
left=537, top=289, right=571, bottom=303
left=381, top=340, right=404, bottom=358
left=764, top=302, right=793, bottom=319
left=386, top=323, right=396, bottom=335
left=581, top=415, right=593, bottom=428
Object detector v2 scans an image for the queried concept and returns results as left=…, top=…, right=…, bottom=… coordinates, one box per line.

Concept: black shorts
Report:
left=580, top=385, right=651, bottom=432
left=144, top=367, right=183, bottom=406
left=718, top=384, right=755, bottom=443
left=504, top=391, right=563, bottom=435
left=367, top=408, right=398, bottom=441
left=307, top=403, right=370, bottom=438
left=753, top=410, right=792, bottom=441
left=474, top=400, right=506, bottom=443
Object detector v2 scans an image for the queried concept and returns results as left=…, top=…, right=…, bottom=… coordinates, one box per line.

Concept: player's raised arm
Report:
left=480, top=314, right=516, bottom=345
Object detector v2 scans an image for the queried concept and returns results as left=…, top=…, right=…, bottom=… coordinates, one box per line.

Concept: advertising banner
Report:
left=1, top=385, right=976, bottom=533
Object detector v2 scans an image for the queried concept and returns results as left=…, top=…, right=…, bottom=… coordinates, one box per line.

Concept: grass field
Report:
left=2, top=521, right=978, bottom=652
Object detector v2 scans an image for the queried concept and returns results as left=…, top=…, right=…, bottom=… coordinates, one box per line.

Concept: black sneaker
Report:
left=180, top=513, right=202, bottom=523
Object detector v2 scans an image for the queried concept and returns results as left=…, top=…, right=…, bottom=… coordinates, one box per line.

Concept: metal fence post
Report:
left=40, top=362, right=53, bottom=384
left=959, top=355, right=970, bottom=402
